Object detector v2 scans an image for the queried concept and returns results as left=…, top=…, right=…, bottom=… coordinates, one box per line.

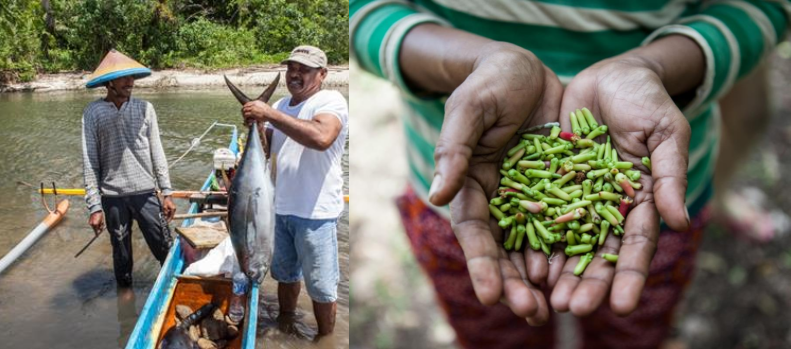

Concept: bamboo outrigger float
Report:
left=125, top=126, right=259, bottom=349
left=0, top=199, right=70, bottom=275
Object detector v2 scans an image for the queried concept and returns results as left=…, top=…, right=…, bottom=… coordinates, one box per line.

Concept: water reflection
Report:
left=117, top=287, right=137, bottom=347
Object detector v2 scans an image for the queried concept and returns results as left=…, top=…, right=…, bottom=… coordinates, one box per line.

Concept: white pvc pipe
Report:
left=0, top=200, right=69, bottom=275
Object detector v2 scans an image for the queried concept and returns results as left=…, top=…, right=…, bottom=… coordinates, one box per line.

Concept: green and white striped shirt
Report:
left=351, top=0, right=791, bottom=219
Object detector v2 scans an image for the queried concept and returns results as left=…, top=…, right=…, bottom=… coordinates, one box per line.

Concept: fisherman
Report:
left=81, top=49, right=176, bottom=287
left=241, top=45, right=347, bottom=336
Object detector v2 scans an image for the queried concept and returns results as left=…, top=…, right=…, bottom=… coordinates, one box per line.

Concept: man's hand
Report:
left=549, top=55, right=692, bottom=317
left=242, top=100, right=273, bottom=125
left=162, top=196, right=176, bottom=222
left=88, top=211, right=104, bottom=236
left=423, top=42, right=564, bottom=325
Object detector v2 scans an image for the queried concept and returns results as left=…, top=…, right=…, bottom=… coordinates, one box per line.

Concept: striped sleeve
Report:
left=81, top=109, right=103, bottom=214
left=146, top=103, right=173, bottom=197
left=350, top=0, right=451, bottom=98
left=643, top=0, right=791, bottom=114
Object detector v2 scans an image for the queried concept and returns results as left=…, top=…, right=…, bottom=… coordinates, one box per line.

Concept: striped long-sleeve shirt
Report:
left=351, top=0, right=791, bottom=219
left=81, top=97, right=173, bottom=213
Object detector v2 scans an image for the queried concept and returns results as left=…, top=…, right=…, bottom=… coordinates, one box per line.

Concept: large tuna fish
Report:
left=223, top=74, right=279, bottom=284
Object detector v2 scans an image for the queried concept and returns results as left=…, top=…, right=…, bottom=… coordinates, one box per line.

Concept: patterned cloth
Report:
left=81, top=97, right=172, bottom=213
left=396, top=186, right=708, bottom=349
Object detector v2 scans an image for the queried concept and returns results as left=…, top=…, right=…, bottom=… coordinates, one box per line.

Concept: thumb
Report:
left=649, top=115, right=691, bottom=231
left=427, top=91, right=487, bottom=206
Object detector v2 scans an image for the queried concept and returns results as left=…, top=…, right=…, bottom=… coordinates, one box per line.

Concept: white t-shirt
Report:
left=269, top=90, right=348, bottom=219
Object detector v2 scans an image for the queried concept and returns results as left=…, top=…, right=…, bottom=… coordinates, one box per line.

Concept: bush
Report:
left=0, top=0, right=348, bottom=78
left=251, top=0, right=348, bottom=64
left=0, top=0, right=44, bottom=81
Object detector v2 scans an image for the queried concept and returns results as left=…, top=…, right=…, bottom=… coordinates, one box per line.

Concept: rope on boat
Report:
left=169, top=121, right=237, bottom=168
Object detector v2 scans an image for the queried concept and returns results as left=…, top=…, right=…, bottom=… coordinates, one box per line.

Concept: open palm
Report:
left=548, top=58, right=692, bottom=316
left=428, top=45, right=564, bottom=325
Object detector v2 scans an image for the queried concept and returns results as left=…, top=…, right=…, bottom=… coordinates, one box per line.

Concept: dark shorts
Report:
left=102, top=192, right=172, bottom=287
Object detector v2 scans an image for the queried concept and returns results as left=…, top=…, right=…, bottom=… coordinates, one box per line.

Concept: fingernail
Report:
left=428, top=174, right=442, bottom=203
left=684, top=206, right=690, bottom=227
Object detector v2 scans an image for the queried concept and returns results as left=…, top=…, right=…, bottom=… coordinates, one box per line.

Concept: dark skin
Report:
left=398, top=24, right=699, bottom=322
left=241, top=62, right=342, bottom=152
left=87, top=76, right=176, bottom=235
left=548, top=36, right=699, bottom=316
left=241, top=60, right=343, bottom=336
left=400, top=24, right=563, bottom=325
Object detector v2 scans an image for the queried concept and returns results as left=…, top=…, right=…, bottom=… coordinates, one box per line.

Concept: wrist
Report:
left=474, top=41, right=546, bottom=90
left=474, top=42, right=542, bottom=73
left=618, top=35, right=705, bottom=96
left=400, top=24, right=495, bottom=93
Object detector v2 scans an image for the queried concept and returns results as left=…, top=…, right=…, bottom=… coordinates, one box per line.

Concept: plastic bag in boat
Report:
left=183, top=236, right=240, bottom=278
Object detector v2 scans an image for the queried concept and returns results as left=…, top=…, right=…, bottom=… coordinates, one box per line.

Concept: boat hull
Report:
left=126, top=127, right=258, bottom=349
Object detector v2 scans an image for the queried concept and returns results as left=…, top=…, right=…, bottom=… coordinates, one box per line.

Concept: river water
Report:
left=0, top=86, right=349, bottom=349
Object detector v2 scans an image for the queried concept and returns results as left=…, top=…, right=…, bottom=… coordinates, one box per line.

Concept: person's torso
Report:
left=84, top=97, right=158, bottom=195
left=270, top=90, right=349, bottom=219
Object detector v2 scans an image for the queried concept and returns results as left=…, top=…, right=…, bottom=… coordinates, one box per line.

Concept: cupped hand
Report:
left=550, top=57, right=691, bottom=317
left=427, top=42, right=564, bottom=325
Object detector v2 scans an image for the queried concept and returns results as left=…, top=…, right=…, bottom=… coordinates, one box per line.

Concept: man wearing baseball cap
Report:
left=241, top=45, right=347, bottom=337
left=82, top=49, right=176, bottom=287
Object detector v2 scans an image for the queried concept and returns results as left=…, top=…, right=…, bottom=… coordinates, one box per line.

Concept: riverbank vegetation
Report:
left=0, top=0, right=348, bottom=83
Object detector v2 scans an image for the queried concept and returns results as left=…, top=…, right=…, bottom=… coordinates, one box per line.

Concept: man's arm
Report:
left=243, top=100, right=344, bottom=151
left=146, top=103, right=176, bottom=221
left=81, top=112, right=102, bottom=214
left=264, top=109, right=342, bottom=151
left=146, top=103, right=173, bottom=196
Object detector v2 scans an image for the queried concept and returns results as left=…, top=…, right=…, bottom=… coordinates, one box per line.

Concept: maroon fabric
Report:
left=396, top=186, right=708, bottom=349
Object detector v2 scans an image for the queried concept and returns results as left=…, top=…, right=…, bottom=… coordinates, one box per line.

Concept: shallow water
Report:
left=0, top=86, right=349, bottom=348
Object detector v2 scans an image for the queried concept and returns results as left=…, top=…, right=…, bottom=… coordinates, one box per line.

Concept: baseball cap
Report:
left=281, top=45, right=327, bottom=68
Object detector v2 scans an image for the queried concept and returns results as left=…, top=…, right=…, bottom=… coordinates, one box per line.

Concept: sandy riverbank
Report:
left=0, top=65, right=349, bottom=93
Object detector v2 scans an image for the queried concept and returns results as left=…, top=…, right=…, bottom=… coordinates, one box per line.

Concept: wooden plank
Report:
left=175, top=223, right=228, bottom=249
left=173, top=212, right=228, bottom=220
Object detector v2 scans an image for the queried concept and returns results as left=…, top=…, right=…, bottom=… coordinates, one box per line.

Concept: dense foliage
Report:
left=0, top=0, right=349, bottom=82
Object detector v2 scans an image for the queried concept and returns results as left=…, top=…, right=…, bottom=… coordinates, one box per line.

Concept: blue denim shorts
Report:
left=270, top=214, right=339, bottom=303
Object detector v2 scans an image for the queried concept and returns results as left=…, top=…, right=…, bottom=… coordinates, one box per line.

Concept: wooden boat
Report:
left=126, top=127, right=260, bottom=349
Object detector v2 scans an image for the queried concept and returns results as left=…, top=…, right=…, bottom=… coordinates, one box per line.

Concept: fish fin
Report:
left=223, top=75, right=252, bottom=105
left=255, top=73, right=280, bottom=103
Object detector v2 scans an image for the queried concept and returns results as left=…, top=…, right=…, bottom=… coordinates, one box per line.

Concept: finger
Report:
left=525, top=287, right=550, bottom=326
left=427, top=90, right=485, bottom=206
left=549, top=255, right=582, bottom=313
left=546, top=245, right=567, bottom=288
left=568, top=236, right=620, bottom=316
left=500, top=254, right=540, bottom=318
left=525, top=248, right=548, bottom=286
left=610, top=202, right=659, bottom=316
left=648, top=114, right=691, bottom=231
left=509, top=251, right=527, bottom=280
left=450, top=178, right=503, bottom=306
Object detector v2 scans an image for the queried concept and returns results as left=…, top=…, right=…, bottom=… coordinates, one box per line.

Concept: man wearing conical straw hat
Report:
left=81, top=49, right=176, bottom=287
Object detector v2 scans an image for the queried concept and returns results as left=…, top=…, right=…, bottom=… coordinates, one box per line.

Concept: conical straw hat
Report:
left=86, top=49, right=151, bottom=88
